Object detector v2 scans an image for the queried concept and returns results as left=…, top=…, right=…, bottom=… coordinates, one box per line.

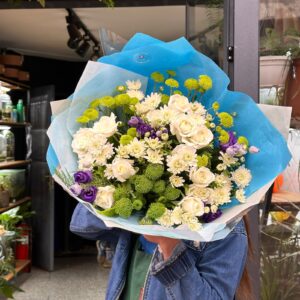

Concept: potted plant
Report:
left=260, top=27, right=291, bottom=89
left=0, top=177, right=10, bottom=209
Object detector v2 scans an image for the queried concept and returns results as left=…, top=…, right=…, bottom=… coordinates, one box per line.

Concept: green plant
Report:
left=261, top=216, right=300, bottom=300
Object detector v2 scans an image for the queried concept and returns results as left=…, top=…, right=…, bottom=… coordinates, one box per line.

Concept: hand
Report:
left=144, top=235, right=180, bottom=261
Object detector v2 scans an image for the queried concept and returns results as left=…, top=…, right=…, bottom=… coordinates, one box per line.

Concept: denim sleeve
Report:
left=70, top=203, right=120, bottom=244
left=150, top=223, right=248, bottom=300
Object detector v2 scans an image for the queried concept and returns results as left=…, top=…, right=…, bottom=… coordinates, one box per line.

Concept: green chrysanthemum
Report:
left=164, top=185, right=181, bottom=201
left=198, top=75, right=213, bottom=92
left=133, top=199, right=143, bottom=211
left=219, top=130, right=230, bottom=143
left=76, top=116, right=89, bottom=124
left=100, top=96, right=115, bottom=107
left=114, top=198, right=133, bottom=219
left=134, top=175, right=154, bottom=194
left=184, top=78, right=199, bottom=90
left=129, top=97, right=139, bottom=105
left=139, top=217, right=153, bottom=225
left=151, top=72, right=165, bottom=83
left=89, top=98, right=102, bottom=108
left=127, top=127, right=137, bottom=137
left=145, top=164, right=164, bottom=181
left=218, top=112, right=234, bottom=128
left=120, top=135, right=134, bottom=145
left=197, top=154, right=209, bottom=167
left=216, top=126, right=222, bottom=133
left=153, top=180, right=166, bottom=194
left=165, top=78, right=179, bottom=88
left=237, top=136, right=249, bottom=147
left=113, top=185, right=131, bottom=201
left=83, top=108, right=99, bottom=121
left=212, top=101, right=220, bottom=111
left=115, top=94, right=130, bottom=106
left=146, top=203, right=166, bottom=220
left=173, top=90, right=182, bottom=95
left=161, top=94, right=170, bottom=105
left=98, top=208, right=116, bottom=217
left=167, top=70, right=177, bottom=77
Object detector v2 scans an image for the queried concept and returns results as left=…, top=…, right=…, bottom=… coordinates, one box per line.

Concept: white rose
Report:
left=182, top=126, right=214, bottom=149
left=72, top=128, right=96, bottom=154
left=189, top=167, right=215, bottom=187
left=93, top=113, right=119, bottom=138
left=181, top=196, right=205, bottom=217
left=168, top=94, right=190, bottom=113
left=170, top=115, right=199, bottom=142
left=94, top=185, right=115, bottom=209
left=111, top=158, right=136, bottom=182
left=187, top=184, right=212, bottom=202
left=78, top=154, right=94, bottom=170
left=160, top=106, right=180, bottom=124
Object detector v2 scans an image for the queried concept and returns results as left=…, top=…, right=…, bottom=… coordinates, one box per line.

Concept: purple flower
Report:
left=137, top=123, right=153, bottom=137
left=202, top=209, right=222, bottom=223
left=70, top=183, right=82, bottom=196
left=74, top=171, right=93, bottom=184
left=128, top=116, right=141, bottom=127
left=226, top=143, right=246, bottom=156
left=220, top=131, right=237, bottom=151
left=80, top=186, right=98, bottom=203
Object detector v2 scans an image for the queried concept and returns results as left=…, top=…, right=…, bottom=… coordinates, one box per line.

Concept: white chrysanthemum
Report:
left=146, top=109, right=164, bottom=128
left=231, top=166, right=252, bottom=188
left=189, top=167, right=215, bottom=187
left=219, top=152, right=239, bottom=168
left=116, top=145, right=129, bottom=158
left=94, top=143, right=114, bottom=166
left=181, top=126, right=214, bottom=150
left=209, top=187, right=231, bottom=205
left=72, top=128, right=98, bottom=155
left=111, top=158, right=136, bottom=182
left=126, top=79, right=142, bottom=90
left=215, top=174, right=232, bottom=189
left=78, top=154, right=94, bottom=170
left=94, top=185, right=115, bottom=209
left=127, top=90, right=145, bottom=101
left=180, top=196, right=205, bottom=217
left=135, top=102, right=152, bottom=115
left=144, top=149, right=164, bottom=164
left=168, top=94, right=190, bottom=113
left=181, top=212, right=201, bottom=231
left=128, top=138, right=146, bottom=158
left=171, top=206, right=184, bottom=225
left=187, top=184, right=212, bottom=202
left=104, top=164, right=114, bottom=180
left=210, top=205, right=218, bottom=213
left=157, top=209, right=174, bottom=227
left=144, top=93, right=161, bottom=109
left=172, top=144, right=197, bottom=167
left=144, top=137, right=163, bottom=150
left=236, top=189, right=246, bottom=203
left=93, top=113, right=119, bottom=138
left=170, top=175, right=184, bottom=188
left=167, top=154, right=188, bottom=174
left=160, top=105, right=180, bottom=124
left=189, top=102, right=206, bottom=116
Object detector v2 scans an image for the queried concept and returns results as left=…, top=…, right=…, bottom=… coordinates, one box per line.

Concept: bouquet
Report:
left=47, top=34, right=291, bottom=241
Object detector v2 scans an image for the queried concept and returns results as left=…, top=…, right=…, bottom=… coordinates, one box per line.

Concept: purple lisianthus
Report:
left=220, top=131, right=237, bottom=151
left=80, top=186, right=98, bottom=203
left=74, top=170, right=93, bottom=184
left=226, top=143, right=246, bottom=156
left=128, top=116, right=141, bottom=127
left=202, top=209, right=222, bottom=223
left=70, top=183, right=82, bottom=196
left=137, top=123, right=153, bottom=137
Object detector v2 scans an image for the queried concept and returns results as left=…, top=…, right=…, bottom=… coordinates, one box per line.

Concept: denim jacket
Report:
left=70, top=204, right=248, bottom=300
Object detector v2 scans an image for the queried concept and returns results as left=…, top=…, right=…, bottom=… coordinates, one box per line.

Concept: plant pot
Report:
left=284, top=57, right=300, bottom=118
left=260, top=55, right=290, bottom=88
left=0, top=190, right=9, bottom=208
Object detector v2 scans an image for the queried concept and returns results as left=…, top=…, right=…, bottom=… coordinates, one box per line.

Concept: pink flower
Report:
left=249, top=146, right=260, bottom=153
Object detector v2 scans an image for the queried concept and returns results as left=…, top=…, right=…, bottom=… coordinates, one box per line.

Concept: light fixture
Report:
left=65, top=9, right=103, bottom=59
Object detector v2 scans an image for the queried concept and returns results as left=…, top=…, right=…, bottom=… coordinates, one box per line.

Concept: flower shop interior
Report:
left=0, top=0, right=299, bottom=299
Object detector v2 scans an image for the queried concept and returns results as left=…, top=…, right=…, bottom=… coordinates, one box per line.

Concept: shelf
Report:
left=0, top=76, right=29, bottom=90
left=0, top=160, right=31, bottom=169
left=0, top=197, right=31, bottom=214
left=3, top=259, right=31, bottom=281
left=0, top=121, right=31, bottom=128
left=271, top=190, right=300, bottom=210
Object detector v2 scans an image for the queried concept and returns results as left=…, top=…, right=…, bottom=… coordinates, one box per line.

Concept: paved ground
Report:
left=12, top=255, right=109, bottom=300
